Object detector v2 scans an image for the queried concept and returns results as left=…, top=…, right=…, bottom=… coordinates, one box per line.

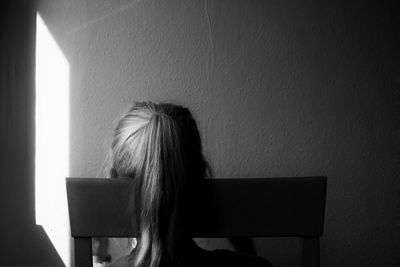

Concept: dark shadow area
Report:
left=1, top=225, right=64, bottom=266
left=0, top=0, right=64, bottom=265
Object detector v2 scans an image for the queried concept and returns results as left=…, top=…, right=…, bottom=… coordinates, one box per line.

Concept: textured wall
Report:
left=38, top=0, right=399, bottom=266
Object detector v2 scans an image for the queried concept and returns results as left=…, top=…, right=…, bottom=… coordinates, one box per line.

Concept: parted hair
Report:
left=109, top=101, right=211, bottom=267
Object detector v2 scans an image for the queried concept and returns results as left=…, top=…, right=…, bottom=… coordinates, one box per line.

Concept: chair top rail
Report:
left=67, top=177, right=326, bottom=238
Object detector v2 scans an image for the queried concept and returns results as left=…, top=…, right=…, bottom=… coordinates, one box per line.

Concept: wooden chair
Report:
left=66, top=177, right=327, bottom=267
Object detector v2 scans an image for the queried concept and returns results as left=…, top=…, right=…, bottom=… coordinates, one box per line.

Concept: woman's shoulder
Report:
left=236, top=251, right=274, bottom=267
left=202, top=249, right=274, bottom=267
left=107, top=248, right=274, bottom=267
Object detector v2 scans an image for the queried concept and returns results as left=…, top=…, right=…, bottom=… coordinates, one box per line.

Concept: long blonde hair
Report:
left=110, top=102, right=211, bottom=267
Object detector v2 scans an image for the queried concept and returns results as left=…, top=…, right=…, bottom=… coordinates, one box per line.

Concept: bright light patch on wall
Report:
left=35, top=13, right=70, bottom=267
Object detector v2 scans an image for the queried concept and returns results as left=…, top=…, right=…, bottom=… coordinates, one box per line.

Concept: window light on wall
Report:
left=35, top=13, right=70, bottom=267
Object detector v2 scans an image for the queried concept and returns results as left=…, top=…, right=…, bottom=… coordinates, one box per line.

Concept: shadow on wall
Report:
left=0, top=1, right=64, bottom=266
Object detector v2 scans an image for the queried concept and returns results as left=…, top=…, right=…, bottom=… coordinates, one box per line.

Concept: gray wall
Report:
left=2, top=0, right=398, bottom=266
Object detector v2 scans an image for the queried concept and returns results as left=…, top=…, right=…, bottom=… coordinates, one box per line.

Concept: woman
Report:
left=108, top=101, right=272, bottom=267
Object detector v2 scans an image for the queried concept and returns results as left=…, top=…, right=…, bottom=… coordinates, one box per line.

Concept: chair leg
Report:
left=300, top=237, right=320, bottom=267
left=74, top=237, right=92, bottom=267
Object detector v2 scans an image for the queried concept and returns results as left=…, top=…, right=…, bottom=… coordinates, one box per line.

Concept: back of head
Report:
left=110, top=101, right=211, bottom=267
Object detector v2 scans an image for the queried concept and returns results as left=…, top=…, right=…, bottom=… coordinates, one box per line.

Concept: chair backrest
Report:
left=66, top=176, right=327, bottom=267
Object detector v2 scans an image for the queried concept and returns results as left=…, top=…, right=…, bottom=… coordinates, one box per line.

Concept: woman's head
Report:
left=109, top=101, right=211, bottom=267
left=110, top=101, right=210, bottom=182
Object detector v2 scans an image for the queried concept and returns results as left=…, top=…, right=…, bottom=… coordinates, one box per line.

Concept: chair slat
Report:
left=301, top=237, right=320, bottom=267
left=73, top=238, right=92, bottom=266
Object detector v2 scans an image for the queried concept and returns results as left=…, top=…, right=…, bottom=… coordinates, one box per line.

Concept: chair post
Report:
left=74, top=237, right=92, bottom=267
left=300, top=237, right=320, bottom=267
